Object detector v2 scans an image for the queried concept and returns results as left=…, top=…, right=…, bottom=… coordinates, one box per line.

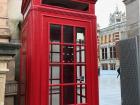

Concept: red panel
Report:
left=21, top=0, right=97, bottom=15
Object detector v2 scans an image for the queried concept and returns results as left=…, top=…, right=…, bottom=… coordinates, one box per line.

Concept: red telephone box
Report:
left=20, top=0, right=98, bottom=105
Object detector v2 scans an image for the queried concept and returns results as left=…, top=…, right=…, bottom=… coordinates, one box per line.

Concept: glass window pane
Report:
left=49, top=66, right=60, bottom=84
left=63, top=45, right=74, bottom=63
left=63, top=85, right=74, bottom=104
left=52, top=94, right=60, bottom=105
left=50, top=53, right=60, bottom=62
left=49, top=86, right=60, bottom=105
left=63, top=26, right=73, bottom=43
left=76, top=27, right=85, bottom=44
left=77, top=66, right=85, bottom=83
left=49, top=86, right=60, bottom=94
left=77, top=85, right=86, bottom=104
left=50, top=24, right=61, bottom=42
left=63, top=65, right=74, bottom=83
left=50, top=44, right=60, bottom=52
left=76, top=46, right=85, bottom=63
left=50, top=44, right=60, bottom=62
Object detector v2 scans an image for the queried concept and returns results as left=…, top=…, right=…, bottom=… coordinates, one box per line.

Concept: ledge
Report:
left=0, top=69, right=9, bottom=73
left=0, top=43, right=20, bottom=56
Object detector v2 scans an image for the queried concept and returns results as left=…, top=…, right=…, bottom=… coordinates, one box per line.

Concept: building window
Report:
left=116, top=19, right=121, bottom=22
left=106, top=35, right=109, bottom=43
left=103, top=36, right=105, bottom=44
left=113, top=34, right=115, bottom=42
left=110, top=63, right=116, bottom=70
left=110, top=47, right=113, bottom=58
left=113, top=47, right=116, bottom=58
left=105, top=48, right=107, bottom=59
left=104, top=36, right=106, bottom=43
left=110, top=46, right=116, bottom=58
left=102, top=48, right=107, bottom=60
left=110, top=34, right=113, bottom=42
left=102, top=64, right=108, bottom=70
left=101, top=36, right=104, bottom=44
left=102, top=48, right=104, bottom=59
left=109, top=35, right=111, bottom=42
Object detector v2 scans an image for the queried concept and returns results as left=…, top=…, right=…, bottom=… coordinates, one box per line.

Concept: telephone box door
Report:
left=45, top=17, right=94, bottom=105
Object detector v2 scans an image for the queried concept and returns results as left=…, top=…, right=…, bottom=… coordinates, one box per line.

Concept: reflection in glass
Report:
left=77, top=66, right=85, bottom=83
left=63, top=85, right=74, bottom=105
left=49, top=86, right=60, bottom=105
left=63, top=46, right=74, bottom=63
left=50, top=45, right=60, bottom=62
left=63, top=65, right=74, bottom=83
left=77, top=85, right=86, bottom=104
left=76, top=27, right=85, bottom=44
left=64, top=26, right=73, bottom=43
left=50, top=24, right=61, bottom=42
left=49, top=66, right=60, bottom=84
left=76, top=46, right=85, bottom=62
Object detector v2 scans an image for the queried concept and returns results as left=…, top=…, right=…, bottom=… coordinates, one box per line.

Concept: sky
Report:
left=95, top=0, right=126, bottom=28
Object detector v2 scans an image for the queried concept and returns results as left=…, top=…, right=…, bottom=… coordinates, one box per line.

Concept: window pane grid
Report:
left=76, top=45, right=85, bottom=63
left=50, top=44, right=61, bottom=63
left=109, top=46, right=116, bottom=59
left=77, top=84, right=87, bottom=104
left=49, top=24, right=86, bottom=105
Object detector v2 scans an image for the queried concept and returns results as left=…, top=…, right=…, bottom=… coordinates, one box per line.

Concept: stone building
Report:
left=0, top=0, right=22, bottom=105
left=123, top=0, right=140, bottom=38
left=99, top=7, right=126, bottom=70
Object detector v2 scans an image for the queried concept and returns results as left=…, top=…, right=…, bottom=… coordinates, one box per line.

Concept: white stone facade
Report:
left=0, top=0, right=10, bottom=104
left=99, top=8, right=126, bottom=70
left=0, top=58, right=12, bottom=105
left=0, top=0, right=9, bottom=42
left=8, top=0, right=22, bottom=42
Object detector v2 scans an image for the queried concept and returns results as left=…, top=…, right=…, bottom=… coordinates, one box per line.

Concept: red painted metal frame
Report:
left=20, top=0, right=99, bottom=105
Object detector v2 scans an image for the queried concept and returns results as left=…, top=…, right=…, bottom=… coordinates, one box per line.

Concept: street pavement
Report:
left=99, top=70, right=121, bottom=105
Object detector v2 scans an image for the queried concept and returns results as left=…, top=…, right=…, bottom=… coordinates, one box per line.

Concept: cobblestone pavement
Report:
left=99, top=70, right=121, bottom=105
